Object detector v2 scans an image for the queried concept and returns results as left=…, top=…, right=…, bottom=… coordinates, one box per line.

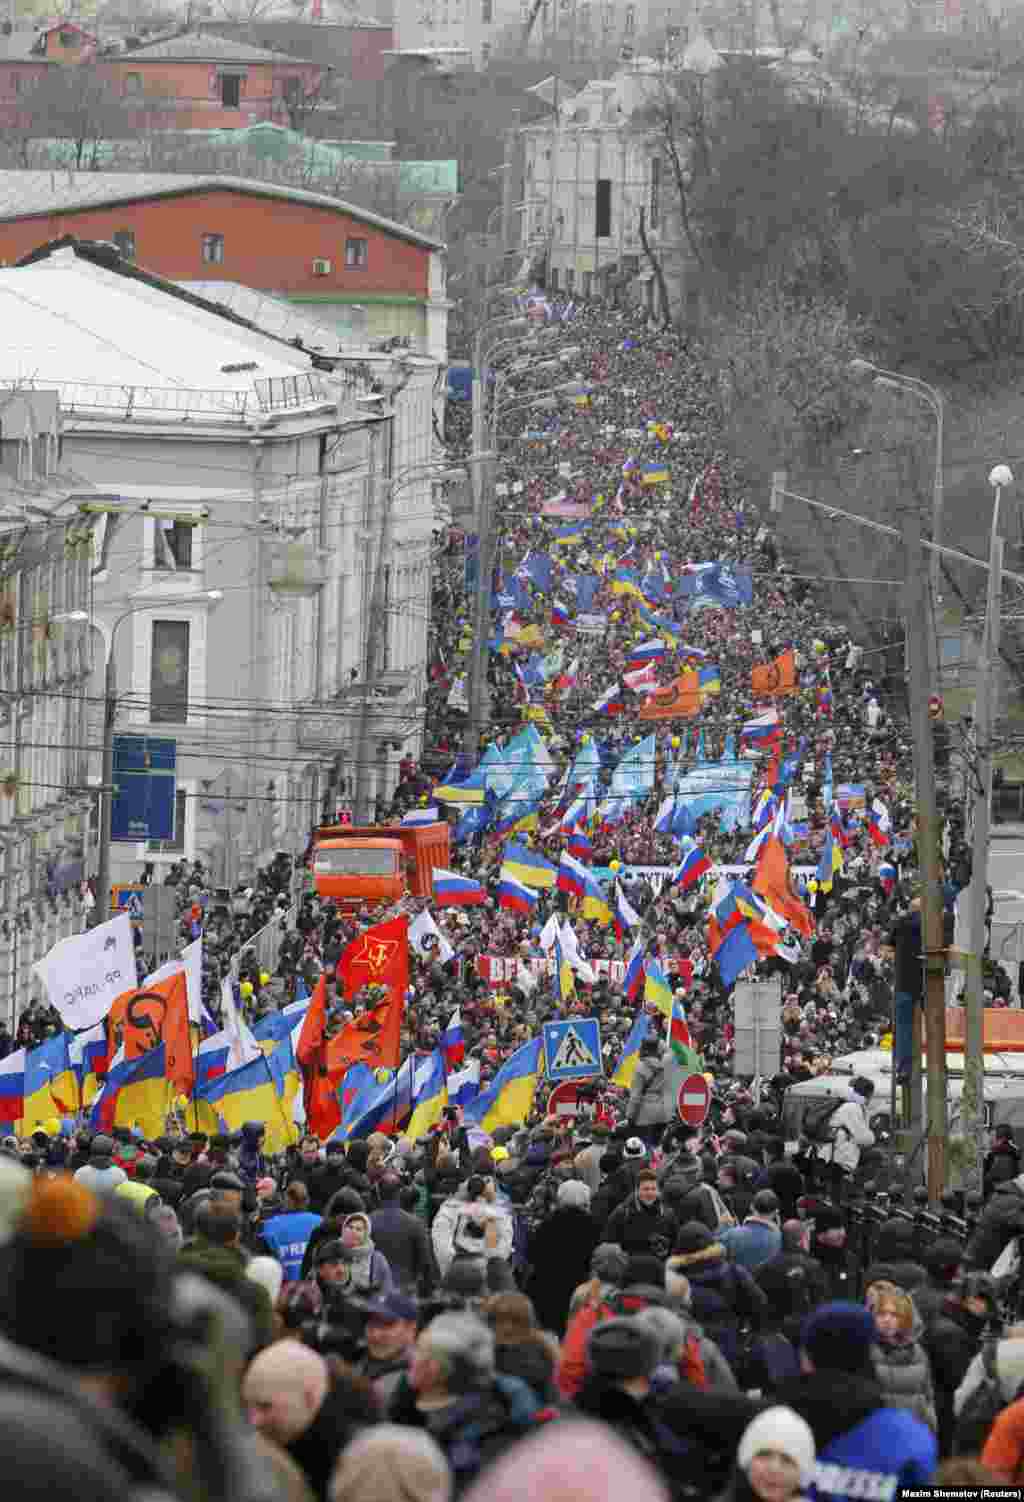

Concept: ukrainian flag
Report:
left=69, top=1020, right=110, bottom=1108
left=22, top=1034, right=78, bottom=1129
left=266, top=1034, right=302, bottom=1152
left=644, top=955, right=675, bottom=1015
left=611, top=567, right=643, bottom=599
left=463, top=1038, right=543, bottom=1131
left=553, top=522, right=585, bottom=546
left=642, top=462, right=670, bottom=486
left=554, top=933, right=576, bottom=1006
left=699, top=664, right=722, bottom=696
left=502, top=839, right=557, bottom=889
left=405, top=1050, right=448, bottom=1142
left=92, top=1045, right=170, bottom=1139
left=817, top=823, right=843, bottom=895
left=195, top=1054, right=292, bottom=1149
left=581, top=870, right=613, bottom=926
left=612, top=1012, right=651, bottom=1088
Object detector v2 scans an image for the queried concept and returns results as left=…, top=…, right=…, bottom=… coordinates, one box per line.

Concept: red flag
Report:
left=296, top=975, right=341, bottom=1140
left=325, top=994, right=403, bottom=1075
left=296, top=974, right=328, bottom=1069
left=337, top=916, right=409, bottom=1007
left=753, top=835, right=815, bottom=939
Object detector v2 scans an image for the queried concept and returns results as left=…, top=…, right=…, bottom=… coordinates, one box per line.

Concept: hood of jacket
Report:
left=668, top=1244, right=726, bottom=1273
left=775, top=1370, right=883, bottom=1451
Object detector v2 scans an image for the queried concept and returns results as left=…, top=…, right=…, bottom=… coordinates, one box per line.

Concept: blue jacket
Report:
left=718, top=1218, right=782, bottom=1271
left=261, top=1211, right=322, bottom=1282
left=778, top=1372, right=936, bottom=1502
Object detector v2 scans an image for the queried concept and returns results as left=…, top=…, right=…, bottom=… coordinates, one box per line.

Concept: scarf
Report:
left=338, top=1238, right=377, bottom=1292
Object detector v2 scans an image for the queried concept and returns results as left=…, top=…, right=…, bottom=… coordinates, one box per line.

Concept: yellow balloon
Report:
left=609, top=859, right=621, bottom=873
left=611, top=612, right=620, bottom=621
left=259, top=971, right=271, bottom=987
left=671, top=736, right=680, bottom=749
left=240, top=980, right=254, bottom=997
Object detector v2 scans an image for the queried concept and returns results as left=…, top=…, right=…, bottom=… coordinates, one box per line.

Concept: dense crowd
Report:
left=4, top=293, right=1024, bottom=1502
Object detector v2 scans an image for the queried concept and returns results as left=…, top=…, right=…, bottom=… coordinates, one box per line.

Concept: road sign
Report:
left=542, top=1017, right=604, bottom=1081
left=732, top=979, right=781, bottom=1079
left=677, top=1072, right=711, bottom=1127
left=546, top=1080, right=588, bottom=1117
left=110, top=734, right=176, bottom=842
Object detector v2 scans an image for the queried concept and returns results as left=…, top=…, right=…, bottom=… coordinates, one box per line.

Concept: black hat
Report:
left=752, top=1189, right=780, bottom=1217
left=314, top=1237, right=347, bottom=1266
left=359, top=1292, right=418, bottom=1323
left=625, top=1253, right=667, bottom=1289
left=587, top=1317, right=660, bottom=1380
left=90, top=1134, right=115, bottom=1161
left=673, top=1221, right=715, bottom=1257
left=810, top=1203, right=845, bottom=1234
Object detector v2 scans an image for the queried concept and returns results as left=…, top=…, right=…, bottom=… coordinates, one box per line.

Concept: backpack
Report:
left=954, top=1341, right=1021, bottom=1457
left=802, top=1099, right=844, bottom=1145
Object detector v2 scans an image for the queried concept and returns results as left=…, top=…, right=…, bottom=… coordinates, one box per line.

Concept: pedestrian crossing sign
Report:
left=542, top=1017, right=603, bottom=1081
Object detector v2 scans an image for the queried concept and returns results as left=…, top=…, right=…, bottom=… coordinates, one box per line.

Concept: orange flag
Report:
left=295, top=975, right=342, bottom=1141
left=751, top=649, right=797, bottom=697
left=752, top=835, right=815, bottom=938
left=325, top=994, right=404, bottom=1075
left=337, top=916, right=409, bottom=1008
left=638, top=671, right=703, bottom=721
left=110, top=971, right=193, bottom=1094
left=296, top=974, right=328, bottom=1070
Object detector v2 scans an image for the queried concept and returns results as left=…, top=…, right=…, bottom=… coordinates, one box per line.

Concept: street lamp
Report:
left=850, top=358, right=945, bottom=607
left=962, top=462, right=1013, bottom=1183
left=92, top=590, right=223, bottom=928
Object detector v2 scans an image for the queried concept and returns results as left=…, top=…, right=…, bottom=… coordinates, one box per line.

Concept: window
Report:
left=150, top=620, right=190, bottom=723
left=123, top=71, right=141, bottom=95
left=940, top=635, right=964, bottom=666
left=549, top=266, right=559, bottom=290
left=112, top=229, right=135, bottom=261
left=481, top=40, right=491, bottom=61
left=624, top=3, right=635, bottom=29
left=482, top=0, right=493, bottom=19
left=345, top=237, right=368, bottom=269
left=282, top=75, right=302, bottom=105
left=595, top=177, right=612, bottom=237
left=582, top=270, right=592, bottom=297
left=650, top=155, right=661, bottom=230
left=202, top=232, right=224, bottom=264
left=219, top=72, right=241, bottom=107
left=148, top=789, right=186, bottom=854
left=154, top=519, right=194, bottom=570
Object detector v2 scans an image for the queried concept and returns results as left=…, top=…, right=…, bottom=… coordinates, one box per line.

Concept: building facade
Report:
left=0, top=172, right=449, bottom=356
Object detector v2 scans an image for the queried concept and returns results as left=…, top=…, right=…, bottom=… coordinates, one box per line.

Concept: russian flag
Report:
left=624, top=660, right=658, bottom=692
left=432, top=867, right=487, bottom=906
left=196, top=1028, right=231, bottom=1089
left=741, top=708, right=782, bottom=744
left=629, top=638, right=667, bottom=666
left=567, top=822, right=592, bottom=863
left=447, top=1058, right=481, bottom=1109
left=498, top=871, right=537, bottom=913
left=592, top=682, right=624, bottom=716
left=557, top=851, right=588, bottom=899
left=867, top=799, right=892, bottom=848
left=551, top=599, right=572, bottom=628
left=624, top=940, right=646, bottom=1003
left=614, top=882, right=642, bottom=944
left=673, top=839, right=712, bottom=892
left=403, top=806, right=440, bottom=826
left=441, top=1008, right=465, bottom=1070
left=879, top=861, right=897, bottom=896
left=0, top=1048, right=25, bottom=1124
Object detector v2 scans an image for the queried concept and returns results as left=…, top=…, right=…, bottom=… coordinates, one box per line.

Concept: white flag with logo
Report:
left=33, top=912, right=138, bottom=1030
left=220, top=976, right=261, bottom=1071
left=409, top=909, right=455, bottom=964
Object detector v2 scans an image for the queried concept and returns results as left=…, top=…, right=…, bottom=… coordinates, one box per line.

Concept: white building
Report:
left=0, top=244, right=443, bottom=915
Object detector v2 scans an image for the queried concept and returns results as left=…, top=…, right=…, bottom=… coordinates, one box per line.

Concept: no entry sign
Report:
left=677, top=1072, right=711, bottom=1128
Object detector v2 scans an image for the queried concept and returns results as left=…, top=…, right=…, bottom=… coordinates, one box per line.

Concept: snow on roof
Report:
left=0, top=170, right=443, bottom=249
left=0, top=249, right=334, bottom=423
left=125, top=30, right=308, bottom=63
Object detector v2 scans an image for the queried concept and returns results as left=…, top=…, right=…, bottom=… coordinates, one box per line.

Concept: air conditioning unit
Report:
left=312, top=258, right=332, bottom=276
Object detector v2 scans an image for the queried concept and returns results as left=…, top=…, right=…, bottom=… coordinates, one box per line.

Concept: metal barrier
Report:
left=230, top=905, right=297, bottom=981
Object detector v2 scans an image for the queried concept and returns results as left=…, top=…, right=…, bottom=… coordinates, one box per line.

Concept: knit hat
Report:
left=800, top=1301, right=877, bottom=1374
left=625, top=1253, right=667, bottom=1289
left=591, top=1243, right=630, bottom=1284
left=673, top=1221, right=716, bottom=1257
left=587, top=1316, right=660, bottom=1380
left=924, top=1236, right=962, bottom=1282
left=737, top=1407, right=816, bottom=1486
left=557, top=1179, right=591, bottom=1210
left=623, top=1137, right=647, bottom=1159
left=247, top=1255, right=284, bottom=1305
left=329, top=1424, right=451, bottom=1502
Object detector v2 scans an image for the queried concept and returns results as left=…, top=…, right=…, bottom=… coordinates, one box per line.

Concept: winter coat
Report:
left=176, top=1236, right=273, bottom=1352
left=369, top=1204, right=436, bottom=1293
left=431, top=1189, right=515, bottom=1277
left=388, top=1372, right=548, bottom=1497
left=628, top=1055, right=671, bottom=1128
left=776, top=1370, right=937, bottom=1502
left=604, top=1193, right=678, bottom=1260
left=718, top=1217, right=782, bottom=1272
left=525, top=1205, right=601, bottom=1335
left=666, top=1244, right=768, bottom=1370
left=967, top=1177, right=1024, bottom=1271
left=984, top=1142, right=1022, bottom=1196
left=871, top=1315, right=937, bottom=1431
left=755, top=1251, right=830, bottom=1333
left=814, top=1097, right=875, bottom=1173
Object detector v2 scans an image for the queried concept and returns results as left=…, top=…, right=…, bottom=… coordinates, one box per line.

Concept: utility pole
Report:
left=353, top=426, right=389, bottom=825
left=500, top=111, right=519, bottom=277
left=902, top=500, right=947, bottom=1203
left=963, top=465, right=1012, bottom=1189
left=465, top=452, right=498, bottom=755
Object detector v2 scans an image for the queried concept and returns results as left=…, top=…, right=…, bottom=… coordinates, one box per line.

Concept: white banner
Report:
left=33, top=912, right=138, bottom=1030
left=144, top=936, right=204, bottom=1024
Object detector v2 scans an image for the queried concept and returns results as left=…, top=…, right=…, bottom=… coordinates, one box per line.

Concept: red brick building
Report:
left=0, top=172, right=448, bottom=356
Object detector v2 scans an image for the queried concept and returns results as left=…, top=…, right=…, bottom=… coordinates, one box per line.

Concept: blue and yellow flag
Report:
left=406, top=1050, right=448, bottom=1142
left=581, top=869, right=613, bottom=925
left=612, top=1012, right=651, bottom=1088
left=23, top=1033, right=78, bottom=1127
left=196, top=1054, right=293, bottom=1153
left=463, top=1038, right=543, bottom=1131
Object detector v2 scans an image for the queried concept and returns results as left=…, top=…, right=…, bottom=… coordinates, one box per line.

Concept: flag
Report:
left=551, top=599, right=571, bottom=627
left=628, top=638, right=667, bottom=665
left=698, top=664, right=722, bottom=696
left=638, top=671, right=703, bottom=721
left=879, top=861, right=897, bottom=896
left=405, top=1050, right=449, bottom=1142
left=567, top=822, right=592, bottom=863
left=0, top=1049, right=24, bottom=1124
left=409, top=909, right=455, bottom=964
left=610, top=734, right=656, bottom=802
left=110, top=970, right=194, bottom=1096
left=339, top=1057, right=416, bottom=1140
left=707, top=894, right=759, bottom=990
left=252, top=998, right=308, bottom=1046
left=32, top=912, right=138, bottom=1031
left=196, top=1028, right=231, bottom=1091
left=447, top=1057, right=481, bottom=1109
left=624, top=940, right=646, bottom=1002
left=624, top=660, right=658, bottom=693
left=325, top=994, right=404, bottom=1076
left=592, top=682, right=625, bottom=715
left=582, top=870, right=613, bottom=925
left=219, top=976, right=261, bottom=1073
left=868, top=798, right=892, bottom=847
left=644, top=955, right=674, bottom=1014
left=557, top=851, right=588, bottom=900
left=611, top=1012, right=650, bottom=1087
left=92, top=1045, right=169, bottom=1139
left=823, top=752, right=834, bottom=810
left=68, top=1021, right=109, bottom=1107
left=641, top=462, right=670, bottom=485
left=338, top=916, right=409, bottom=1006
left=613, top=882, right=642, bottom=943
left=611, top=567, right=643, bottom=599
left=196, top=1054, right=293, bottom=1153
left=21, top=1034, right=76, bottom=1122
left=559, top=920, right=596, bottom=983
left=751, top=649, right=798, bottom=697
left=817, top=821, right=842, bottom=894
left=402, top=806, right=440, bottom=826
left=463, top=1038, right=543, bottom=1130
left=673, top=839, right=711, bottom=892
left=441, top=1008, right=465, bottom=1070
left=753, top=835, right=815, bottom=938
left=498, top=870, right=538, bottom=913
left=553, top=930, right=576, bottom=1005
left=295, top=975, right=340, bottom=1141
left=502, top=840, right=557, bottom=889
left=741, top=709, right=782, bottom=745
left=654, top=795, right=675, bottom=834
left=432, top=868, right=487, bottom=907
left=553, top=521, right=585, bottom=546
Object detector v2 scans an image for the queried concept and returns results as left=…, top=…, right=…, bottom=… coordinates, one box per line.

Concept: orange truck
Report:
left=311, top=822, right=451, bottom=908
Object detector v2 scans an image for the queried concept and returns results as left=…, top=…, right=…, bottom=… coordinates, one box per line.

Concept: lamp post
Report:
left=962, top=463, right=1013, bottom=1186
left=92, top=591, right=223, bottom=928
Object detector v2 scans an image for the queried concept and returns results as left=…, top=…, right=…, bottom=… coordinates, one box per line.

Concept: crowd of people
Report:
left=4, top=292, right=1024, bottom=1502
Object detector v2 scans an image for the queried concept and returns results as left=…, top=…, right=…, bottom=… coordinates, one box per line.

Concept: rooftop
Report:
left=0, top=171, right=444, bottom=249
left=123, top=30, right=312, bottom=63
left=0, top=249, right=335, bottom=424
